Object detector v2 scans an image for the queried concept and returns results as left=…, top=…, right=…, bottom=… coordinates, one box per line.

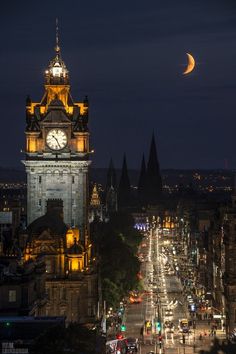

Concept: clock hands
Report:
left=52, top=135, right=61, bottom=149
left=46, top=130, right=67, bottom=150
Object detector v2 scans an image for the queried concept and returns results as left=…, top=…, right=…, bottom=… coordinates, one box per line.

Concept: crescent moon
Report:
left=183, top=53, right=195, bottom=75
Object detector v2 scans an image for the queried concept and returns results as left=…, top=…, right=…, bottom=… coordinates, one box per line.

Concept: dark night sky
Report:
left=1, top=0, right=236, bottom=170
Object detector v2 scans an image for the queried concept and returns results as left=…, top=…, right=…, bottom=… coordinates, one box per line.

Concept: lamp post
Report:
left=182, top=334, right=186, bottom=354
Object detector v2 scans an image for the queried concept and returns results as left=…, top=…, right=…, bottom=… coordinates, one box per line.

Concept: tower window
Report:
left=39, top=176, right=42, bottom=183
left=72, top=176, right=75, bottom=184
left=38, top=199, right=42, bottom=207
left=9, top=290, right=16, bottom=303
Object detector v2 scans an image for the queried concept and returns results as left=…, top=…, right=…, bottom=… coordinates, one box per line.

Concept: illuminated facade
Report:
left=22, top=36, right=98, bottom=323
left=89, top=184, right=104, bottom=222
left=90, top=184, right=101, bottom=207
left=23, top=39, right=90, bottom=238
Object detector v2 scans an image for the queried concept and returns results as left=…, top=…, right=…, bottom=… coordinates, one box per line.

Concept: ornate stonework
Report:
left=22, top=38, right=98, bottom=324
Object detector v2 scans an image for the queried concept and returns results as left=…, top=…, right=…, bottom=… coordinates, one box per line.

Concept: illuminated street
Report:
left=125, top=224, right=227, bottom=354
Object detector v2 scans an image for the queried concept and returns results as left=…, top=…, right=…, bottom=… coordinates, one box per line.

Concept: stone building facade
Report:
left=23, top=35, right=90, bottom=237
left=0, top=254, right=46, bottom=316
left=21, top=36, right=98, bottom=323
left=24, top=200, right=97, bottom=323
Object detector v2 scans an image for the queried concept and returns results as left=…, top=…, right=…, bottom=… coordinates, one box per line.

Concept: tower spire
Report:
left=55, top=18, right=60, bottom=54
left=106, top=158, right=117, bottom=190
left=118, top=154, right=131, bottom=209
left=146, top=133, right=162, bottom=204
left=45, top=19, right=69, bottom=85
left=138, top=154, right=147, bottom=206
left=105, top=158, right=118, bottom=214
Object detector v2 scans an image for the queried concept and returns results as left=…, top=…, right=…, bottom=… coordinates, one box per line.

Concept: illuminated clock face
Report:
left=46, top=129, right=67, bottom=150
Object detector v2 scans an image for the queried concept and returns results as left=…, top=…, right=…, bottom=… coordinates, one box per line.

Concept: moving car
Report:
left=129, top=291, right=142, bottom=304
left=125, top=337, right=138, bottom=353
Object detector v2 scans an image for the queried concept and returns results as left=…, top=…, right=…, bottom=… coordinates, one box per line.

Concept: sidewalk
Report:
left=192, top=319, right=225, bottom=336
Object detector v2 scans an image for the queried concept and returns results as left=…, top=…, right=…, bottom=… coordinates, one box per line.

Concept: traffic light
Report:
left=146, top=321, right=152, bottom=328
left=120, top=324, right=126, bottom=332
left=155, top=321, right=161, bottom=332
left=145, top=320, right=152, bottom=335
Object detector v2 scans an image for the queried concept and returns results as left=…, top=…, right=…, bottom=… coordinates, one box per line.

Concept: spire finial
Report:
left=55, top=18, right=60, bottom=54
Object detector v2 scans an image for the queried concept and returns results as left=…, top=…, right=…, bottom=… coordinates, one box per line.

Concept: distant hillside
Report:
left=90, top=168, right=139, bottom=186
left=0, top=167, right=234, bottom=191
left=0, top=166, right=137, bottom=186
left=90, top=168, right=234, bottom=188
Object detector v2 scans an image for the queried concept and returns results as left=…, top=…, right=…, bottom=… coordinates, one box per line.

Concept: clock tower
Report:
left=23, top=38, right=90, bottom=242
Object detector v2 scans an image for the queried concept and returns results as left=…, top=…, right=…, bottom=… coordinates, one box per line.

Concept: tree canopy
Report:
left=91, top=211, right=142, bottom=308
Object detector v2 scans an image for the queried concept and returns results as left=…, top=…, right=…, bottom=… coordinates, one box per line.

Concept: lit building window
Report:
left=45, top=260, right=52, bottom=273
left=9, top=290, right=16, bottom=303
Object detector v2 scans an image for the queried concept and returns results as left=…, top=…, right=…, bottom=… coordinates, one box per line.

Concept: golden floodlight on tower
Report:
left=183, top=52, right=196, bottom=75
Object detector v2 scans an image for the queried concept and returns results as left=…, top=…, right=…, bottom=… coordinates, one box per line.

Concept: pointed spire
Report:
left=138, top=154, right=146, bottom=192
left=55, top=18, right=60, bottom=54
left=106, top=158, right=117, bottom=190
left=147, top=133, right=160, bottom=174
left=118, top=154, right=131, bottom=209
left=119, top=155, right=130, bottom=192
left=138, top=154, right=147, bottom=206
left=105, top=158, right=118, bottom=214
left=146, top=133, right=162, bottom=204
left=44, top=19, right=69, bottom=85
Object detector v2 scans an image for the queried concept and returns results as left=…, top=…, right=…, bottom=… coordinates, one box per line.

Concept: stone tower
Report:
left=22, top=35, right=90, bottom=242
left=22, top=30, right=98, bottom=324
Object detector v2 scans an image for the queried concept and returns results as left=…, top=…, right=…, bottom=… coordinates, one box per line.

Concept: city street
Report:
left=124, top=226, right=226, bottom=353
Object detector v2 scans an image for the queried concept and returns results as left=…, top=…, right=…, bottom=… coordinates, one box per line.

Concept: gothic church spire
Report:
left=138, top=154, right=147, bottom=206
left=118, top=154, right=131, bottom=209
left=146, top=133, right=162, bottom=205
